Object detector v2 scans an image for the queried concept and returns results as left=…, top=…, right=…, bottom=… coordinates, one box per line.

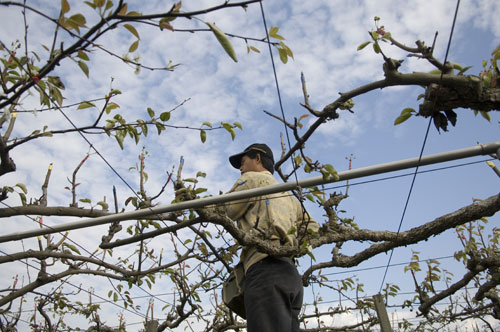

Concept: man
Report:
left=225, top=143, right=318, bottom=332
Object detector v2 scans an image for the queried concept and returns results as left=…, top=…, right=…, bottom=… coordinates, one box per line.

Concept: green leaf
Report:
left=105, top=102, right=119, bottom=114
left=202, top=121, right=212, bottom=128
left=233, top=121, right=242, bottom=130
left=205, top=22, right=237, bottom=63
left=357, top=41, right=371, bottom=51
left=84, top=1, right=96, bottom=9
left=69, top=14, right=87, bottom=27
left=19, top=193, right=27, bottom=206
left=155, top=122, right=166, bottom=134
left=64, top=243, right=81, bottom=254
left=401, top=107, right=415, bottom=115
left=77, top=50, right=89, bottom=61
left=324, top=164, right=339, bottom=181
left=200, top=129, right=207, bottom=143
left=160, top=112, right=171, bottom=122
left=248, top=46, right=260, bottom=53
left=394, top=108, right=415, bottom=125
left=128, top=40, right=139, bottom=53
left=115, top=134, right=124, bottom=149
left=16, top=183, right=28, bottom=194
left=61, top=0, right=70, bottom=14
left=394, top=113, right=413, bottom=125
left=195, top=188, right=207, bottom=194
left=227, top=127, right=236, bottom=140
left=221, top=122, right=236, bottom=140
left=159, top=18, right=174, bottom=31
left=457, top=65, right=472, bottom=75
left=97, top=201, right=109, bottom=210
left=280, top=42, right=293, bottom=59
left=77, top=101, right=95, bottom=109
left=278, top=47, right=288, bottom=64
left=78, top=61, right=89, bottom=78
left=269, top=26, right=285, bottom=40
left=480, top=111, right=491, bottom=122
left=79, top=198, right=91, bottom=203
left=124, top=24, right=140, bottom=39
left=147, top=107, right=155, bottom=118
left=373, top=42, right=381, bottom=54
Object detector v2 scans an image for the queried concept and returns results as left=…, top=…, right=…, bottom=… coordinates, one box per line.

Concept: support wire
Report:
left=378, top=0, right=462, bottom=292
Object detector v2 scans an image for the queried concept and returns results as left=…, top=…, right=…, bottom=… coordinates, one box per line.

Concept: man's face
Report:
left=240, top=155, right=261, bottom=174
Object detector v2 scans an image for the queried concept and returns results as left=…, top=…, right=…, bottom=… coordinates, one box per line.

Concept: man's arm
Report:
left=224, top=174, right=253, bottom=221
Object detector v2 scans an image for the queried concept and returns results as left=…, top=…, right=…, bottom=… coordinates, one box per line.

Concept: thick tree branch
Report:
left=0, top=205, right=111, bottom=218
left=275, top=67, right=488, bottom=171
left=303, top=193, right=500, bottom=280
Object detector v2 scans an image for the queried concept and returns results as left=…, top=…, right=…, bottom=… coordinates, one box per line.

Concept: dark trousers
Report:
left=244, top=256, right=303, bottom=332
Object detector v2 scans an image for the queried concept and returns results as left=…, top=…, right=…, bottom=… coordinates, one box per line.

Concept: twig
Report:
left=39, top=163, right=53, bottom=207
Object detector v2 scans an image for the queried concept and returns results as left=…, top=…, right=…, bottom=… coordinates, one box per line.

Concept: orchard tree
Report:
left=0, top=1, right=499, bottom=331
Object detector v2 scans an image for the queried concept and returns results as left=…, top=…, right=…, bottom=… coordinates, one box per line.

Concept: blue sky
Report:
left=1, top=0, right=499, bottom=330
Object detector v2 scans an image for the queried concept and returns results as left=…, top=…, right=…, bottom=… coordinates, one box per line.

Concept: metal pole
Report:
left=0, top=142, right=498, bottom=244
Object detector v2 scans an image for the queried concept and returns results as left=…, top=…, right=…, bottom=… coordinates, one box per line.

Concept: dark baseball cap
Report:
left=229, top=143, right=274, bottom=169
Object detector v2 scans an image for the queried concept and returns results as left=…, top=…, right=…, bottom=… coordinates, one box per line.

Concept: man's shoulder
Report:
left=238, top=171, right=277, bottom=186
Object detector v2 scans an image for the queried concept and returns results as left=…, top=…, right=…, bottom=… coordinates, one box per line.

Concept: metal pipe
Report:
left=1, top=141, right=499, bottom=244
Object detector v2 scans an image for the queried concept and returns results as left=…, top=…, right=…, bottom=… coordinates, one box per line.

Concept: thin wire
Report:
left=379, top=0, right=461, bottom=292
left=259, top=1, right=298, bottom=183
left=319, top=158, right=493, bottom=194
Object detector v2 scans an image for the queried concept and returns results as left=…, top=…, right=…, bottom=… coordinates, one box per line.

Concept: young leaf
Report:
left=147, top=107, right=155, bottom=118
left=159, top=18, right=174, bottom=31
left=200, top=129, right=207, bottom=143
left=78, top=61, right=89, bottom=77
left=205, top=22, right=237, bottom=63
left=115, top=134, right=124, bottom=149
left=61, top=0, right=70, bottom=14
left=105, top=102, right=119, bottom=114
left=124, top=24, right=140, bottom=39
left=480, top=111, right=491, bottom=122
left=117, top=3, right=128, bottom=15
left=278, top=47, right=288, bottom=64
left=97, top=201, right=109, bottom=210
left=128, top=40, right=139, bottom=53
left=16, top=183, right=28, bottom=194
left=77, top=101, right=95, bottom=109
left=69, top=14, right=87, bottom=27
left=357, top=41, right=371, bottom=51
left=394, top=113, right=413, bottom=125
left=269, top=26, right=285, bottom=40
left=394, top=108, right=415, bottom=125
left=249, top=46, right=260, bottom=53
left=77, top=50, right=90, bottom=61
left=160, top=112, right=171, bottom=122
